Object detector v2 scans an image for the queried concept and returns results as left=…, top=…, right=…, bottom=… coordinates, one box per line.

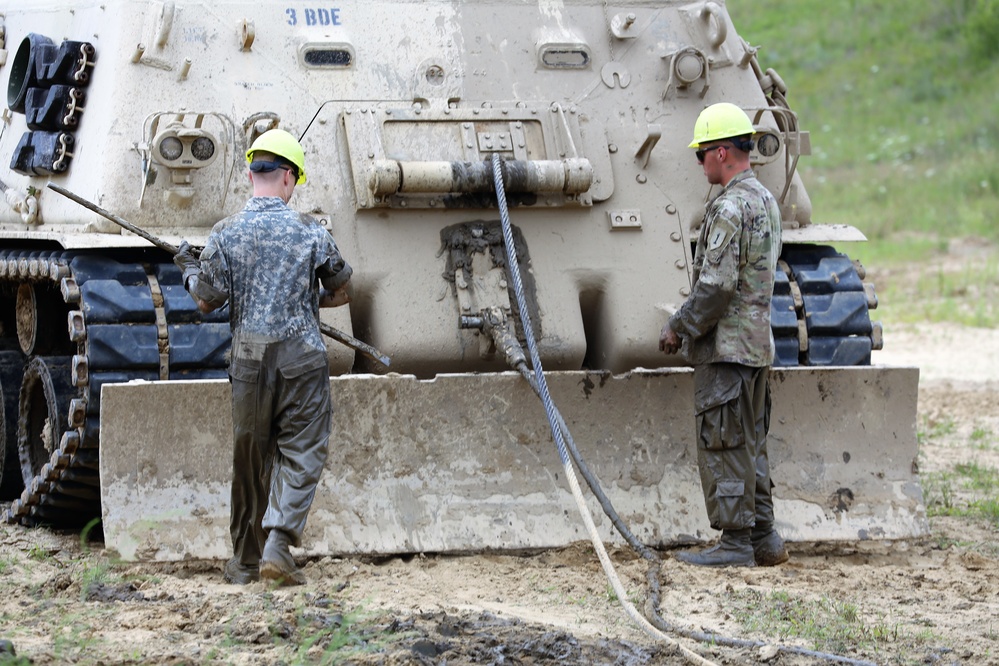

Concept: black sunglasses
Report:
left=249, top=159, right=299, bottom=181
left=695, top=144, right=725, bottom=164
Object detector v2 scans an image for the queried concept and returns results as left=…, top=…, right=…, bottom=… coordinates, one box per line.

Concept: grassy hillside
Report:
left=728, top=0, right=999, bottom=326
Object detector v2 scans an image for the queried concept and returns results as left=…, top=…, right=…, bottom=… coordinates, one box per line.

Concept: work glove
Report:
left=173, top=240, right=201, bottom=289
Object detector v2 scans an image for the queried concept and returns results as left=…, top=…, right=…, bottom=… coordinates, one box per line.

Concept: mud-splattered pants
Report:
left=693, top=362, right=775, bottom=531
left=227, top=338, right=332, bottom=566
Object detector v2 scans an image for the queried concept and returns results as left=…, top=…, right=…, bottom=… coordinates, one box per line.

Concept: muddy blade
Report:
left=99, top=366, right=925, bottom=562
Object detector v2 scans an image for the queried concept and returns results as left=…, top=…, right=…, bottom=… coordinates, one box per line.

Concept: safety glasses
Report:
left=695, top=144, right=725, bottom=164
left=249, top=160, right=299, bottom=181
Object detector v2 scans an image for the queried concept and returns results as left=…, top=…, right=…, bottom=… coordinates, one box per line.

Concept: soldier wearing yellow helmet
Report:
left=174, top=127, right=352, bottom=586
left=660, top=103, right=788, bottom=568
left=245, top=128, right=308, bottom=186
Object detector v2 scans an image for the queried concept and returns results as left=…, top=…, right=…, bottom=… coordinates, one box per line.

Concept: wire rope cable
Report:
left=490, top=153, right=715, bottom=666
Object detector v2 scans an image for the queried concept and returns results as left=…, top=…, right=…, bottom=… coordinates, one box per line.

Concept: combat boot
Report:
left=223, top=558, right=260, bottom=584
left=751, top=525, right=789, bottom=567
left=675, top=528, right=756, bottom=567
left=260, top=529, right=306, bottom=586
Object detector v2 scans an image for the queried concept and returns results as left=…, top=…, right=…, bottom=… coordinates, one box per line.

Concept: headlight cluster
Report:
left=152, top=128, right=219, bottom=168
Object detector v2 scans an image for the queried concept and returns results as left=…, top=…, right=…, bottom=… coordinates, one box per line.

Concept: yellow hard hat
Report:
left=245, top=129, right=307, bottom=185
left=689, top=103, right=755, bottom=148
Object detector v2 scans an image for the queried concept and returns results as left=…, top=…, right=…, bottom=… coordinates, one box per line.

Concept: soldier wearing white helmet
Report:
left=174, top=128, right=353, bottom=585
left=660, top=103, right=788, bottom=568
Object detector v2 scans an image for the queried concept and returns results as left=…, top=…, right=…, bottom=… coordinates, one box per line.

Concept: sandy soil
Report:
left=1, top=323, right=997, bottom=666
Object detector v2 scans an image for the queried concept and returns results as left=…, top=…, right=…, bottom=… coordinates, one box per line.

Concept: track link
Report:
left=773, top=245, right=882, bottom=367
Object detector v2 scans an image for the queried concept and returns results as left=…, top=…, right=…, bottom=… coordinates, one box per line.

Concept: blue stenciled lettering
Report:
left=292, top=7, right=342, bottom=27
left=316, top=8, right=341, bottom=25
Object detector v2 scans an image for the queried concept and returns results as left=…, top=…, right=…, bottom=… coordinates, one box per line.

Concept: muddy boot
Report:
left=752, top=526, right=789, bottom=567
left=223, top=558, right=260, bottom=584
left=260, top=530, right=306, bottom=586
left=675, top=529, right=756, bottom=567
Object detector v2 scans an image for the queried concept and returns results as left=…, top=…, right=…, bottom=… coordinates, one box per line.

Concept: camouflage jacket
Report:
left=196, top=196, right=352, bottom=358
left=668, top=169, right=782, bottom=367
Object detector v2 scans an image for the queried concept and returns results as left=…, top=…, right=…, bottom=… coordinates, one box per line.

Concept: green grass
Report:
left=79, top=561, right=113, bottom=602
left=285, top=604, right=411, bottom=665
left=970, top=424, right=995, bottom=450
left=917, top=415, right=956, bottom=446
left=729, top=0, right=999, bottom=327
left=922, top=461, right=999, bottom=520
left=290, top=607, right=389, bottom=664
left=26, top=545, right=51, bottom=562
left=728, top=587, right=910, bottom=657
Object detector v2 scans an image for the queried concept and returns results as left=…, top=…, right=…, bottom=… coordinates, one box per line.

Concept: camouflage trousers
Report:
left=228, top=340, right=332, bottom=566
left=693, top=362, right=775, bottom=531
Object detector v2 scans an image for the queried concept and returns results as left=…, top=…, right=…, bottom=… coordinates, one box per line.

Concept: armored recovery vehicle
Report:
left=0, top=0, right=924, bottom=560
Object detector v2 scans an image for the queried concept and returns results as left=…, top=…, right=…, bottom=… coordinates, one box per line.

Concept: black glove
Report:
left=173, top=240, right=201, bottom=288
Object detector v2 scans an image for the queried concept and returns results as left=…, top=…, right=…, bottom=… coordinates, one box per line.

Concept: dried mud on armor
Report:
left=1, top=323, right=998, bottom=666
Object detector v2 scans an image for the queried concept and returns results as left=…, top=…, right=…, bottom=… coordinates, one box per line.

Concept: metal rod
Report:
left=46, top=183, right=179, bottom=253
left=319, top=322, right=391, bottom=368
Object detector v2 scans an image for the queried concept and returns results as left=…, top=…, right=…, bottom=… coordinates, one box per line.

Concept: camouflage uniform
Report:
left=190, top=196, right=352, bottom=568
left=668, top=169, right=782, bottom=531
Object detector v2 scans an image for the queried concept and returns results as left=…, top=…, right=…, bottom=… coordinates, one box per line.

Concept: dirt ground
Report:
left=1, top=323, right=998, bottom=666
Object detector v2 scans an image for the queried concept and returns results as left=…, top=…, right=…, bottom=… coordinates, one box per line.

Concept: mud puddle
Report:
left=348, top=610, right=670, bottom=665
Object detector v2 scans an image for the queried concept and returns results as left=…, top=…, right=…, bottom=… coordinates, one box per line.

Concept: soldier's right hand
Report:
left=173, top=240, right=198, bottom=266
left=173, top=240, right=202, bottom=288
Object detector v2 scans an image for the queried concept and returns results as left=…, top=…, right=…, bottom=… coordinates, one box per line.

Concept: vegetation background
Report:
left=732, top=0, right=999, bottom=546
left=731, top=0, right=999, bottom=327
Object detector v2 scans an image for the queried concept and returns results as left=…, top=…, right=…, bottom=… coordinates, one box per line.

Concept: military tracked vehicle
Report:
left=0, top=1, right=924, bottom=559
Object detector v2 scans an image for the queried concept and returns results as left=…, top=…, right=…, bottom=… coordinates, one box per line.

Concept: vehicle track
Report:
left=0, top=249, right=228, bottom=526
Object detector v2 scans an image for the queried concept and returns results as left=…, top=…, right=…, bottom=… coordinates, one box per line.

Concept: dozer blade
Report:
left=100, top=366, right=925, bottom=561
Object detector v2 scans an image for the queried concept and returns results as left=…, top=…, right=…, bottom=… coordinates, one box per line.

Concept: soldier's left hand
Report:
left=659, top=324, right=680, bottom=354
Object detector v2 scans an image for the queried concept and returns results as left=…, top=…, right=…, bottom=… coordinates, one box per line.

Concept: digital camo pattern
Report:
left=670, top=169, right=782, bottom=367
left=199, top=196, right=352, bottom=355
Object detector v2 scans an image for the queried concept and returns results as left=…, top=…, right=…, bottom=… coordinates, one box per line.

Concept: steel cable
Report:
left=491, top=153, right=715, bottom=666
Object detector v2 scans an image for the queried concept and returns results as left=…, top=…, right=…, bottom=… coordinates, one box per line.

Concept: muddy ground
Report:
left=1, top=321, right=998, bottom=666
